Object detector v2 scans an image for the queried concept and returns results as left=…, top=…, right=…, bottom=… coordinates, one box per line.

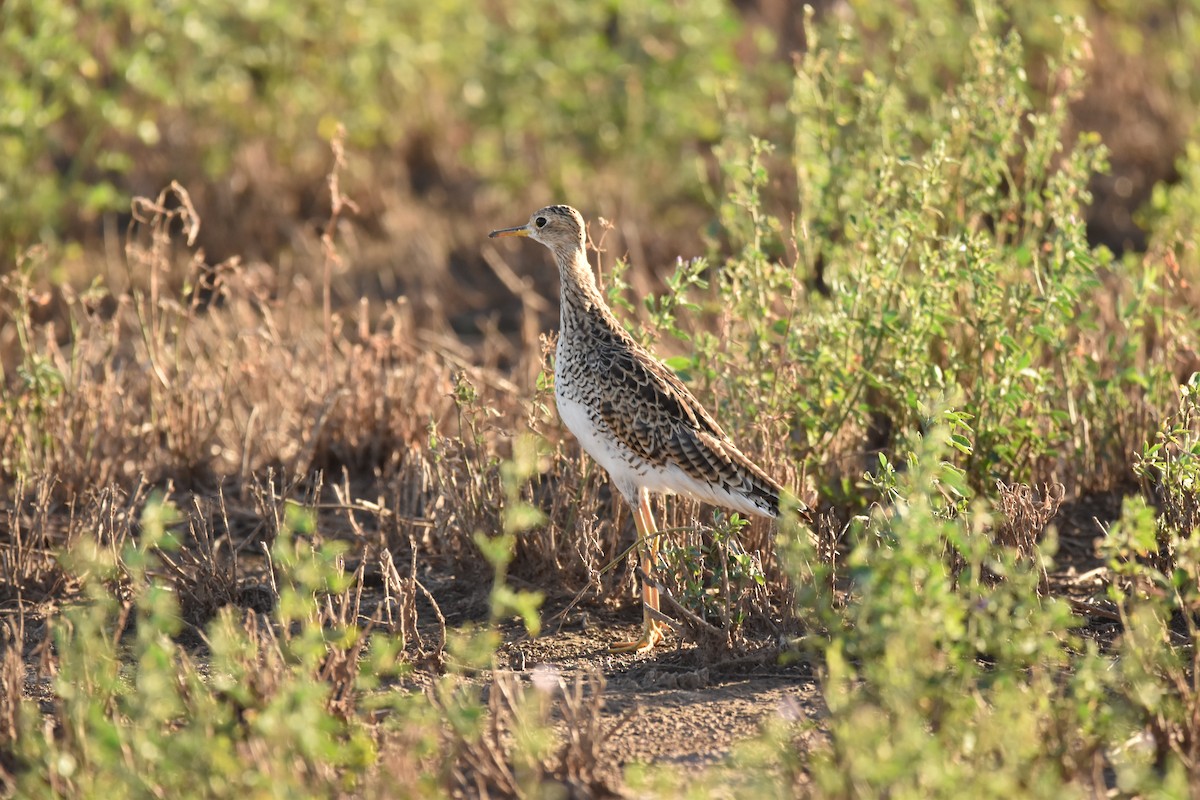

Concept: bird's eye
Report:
left=535, top=217, right=547, bottom=228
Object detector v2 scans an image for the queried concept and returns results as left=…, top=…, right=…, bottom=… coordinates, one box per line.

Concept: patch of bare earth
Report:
left=495, top=619, right=822, bottom=770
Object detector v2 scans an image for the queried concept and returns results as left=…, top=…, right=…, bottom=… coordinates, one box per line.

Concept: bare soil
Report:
left=494, top=615, right=822, bottom=769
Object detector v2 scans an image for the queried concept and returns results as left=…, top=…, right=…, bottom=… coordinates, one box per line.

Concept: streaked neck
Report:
left=556, top=247, right=607, bottom=319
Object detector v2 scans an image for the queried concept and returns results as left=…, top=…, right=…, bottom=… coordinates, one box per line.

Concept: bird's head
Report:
left=489, top=205, right=586, bottom=256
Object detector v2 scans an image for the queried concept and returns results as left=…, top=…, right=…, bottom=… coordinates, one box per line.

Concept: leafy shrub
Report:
left=634, top=14, right=1184, bottom=503
left=1133, top=372, right=1200, bottom=570
left=1102, top=392, right=1200, bottom=792
left=766, top=429, right=1113, bottom=797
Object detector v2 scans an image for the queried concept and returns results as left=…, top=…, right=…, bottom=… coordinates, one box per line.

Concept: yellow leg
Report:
left=609, top=489, right=665, bottom=654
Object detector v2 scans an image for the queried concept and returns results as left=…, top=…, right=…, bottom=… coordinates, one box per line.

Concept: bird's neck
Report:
left=556, top=248, right=610, bottom=326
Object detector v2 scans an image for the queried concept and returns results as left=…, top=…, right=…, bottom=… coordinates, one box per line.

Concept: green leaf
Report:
left=664, top=355, right=693, bottom=372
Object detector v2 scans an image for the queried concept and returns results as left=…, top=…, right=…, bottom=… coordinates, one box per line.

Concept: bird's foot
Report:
left=608, top=618, right=664, bottom=655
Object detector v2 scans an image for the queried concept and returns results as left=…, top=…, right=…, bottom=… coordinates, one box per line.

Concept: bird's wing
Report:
left=592, top=336, right=783, bottom=516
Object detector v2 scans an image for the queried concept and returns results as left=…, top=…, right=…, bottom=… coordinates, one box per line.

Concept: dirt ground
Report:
left=495, top=615, right=822, bottom=769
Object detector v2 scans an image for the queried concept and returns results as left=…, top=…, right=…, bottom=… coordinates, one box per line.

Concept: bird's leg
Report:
left=609, top=489, right=665, bottom=654
left=641, top=490, right=662, bottom=626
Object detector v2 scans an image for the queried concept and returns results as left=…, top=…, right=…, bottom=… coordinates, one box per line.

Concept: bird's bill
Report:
left=488, top=225, right=530, bottom=239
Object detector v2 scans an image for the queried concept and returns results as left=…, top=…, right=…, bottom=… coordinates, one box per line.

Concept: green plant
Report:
left=1100, top=490, right=1200, bottom=791
left=1133, top=372, right=1200, bottom=571
left=1, top=0, right=766, bottom=253
left=9, top=497, right=400, bottom=797
left=625, top=10, right=1185, bottom=506
left=660, top=510, right=766, bottom=636
left=1097, top=374, right=1200, bottom=790
left=10, top=2, right=1200, bottom=795
left=464, top=0, right=764, bottom=204
left=777, top=429, right=1113, bottom=797
left=785, top=20, right=1113, bottom=492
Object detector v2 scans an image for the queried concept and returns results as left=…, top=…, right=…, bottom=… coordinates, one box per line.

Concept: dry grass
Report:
left=0, top=126, right=812, bottom=791
left=433, top=668, right=627, bottom=798
left=0, top=619, right=26, bottom=791
left=0, top=142, right=662, bottom=793
left=994, top=481, right=1067, bottom=563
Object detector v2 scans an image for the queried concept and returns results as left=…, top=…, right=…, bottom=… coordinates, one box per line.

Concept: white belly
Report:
left=554, top=386, right=769, bottom=516
left=555, top=390, right=643, bottom=501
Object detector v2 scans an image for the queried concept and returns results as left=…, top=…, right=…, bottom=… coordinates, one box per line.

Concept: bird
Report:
left=490, top=205, right=789, bottom=654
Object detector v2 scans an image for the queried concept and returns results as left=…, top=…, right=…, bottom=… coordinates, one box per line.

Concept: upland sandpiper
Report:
left=490, top=205, right=787, bottom=654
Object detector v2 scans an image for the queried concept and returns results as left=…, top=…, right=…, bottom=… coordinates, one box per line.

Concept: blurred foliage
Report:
left=852, top=0, right=1199, bottom=96
left=5, top=488, right=596, bottom=797
left=465, top=1, right=757, bottom=195
left=1146, top=137, right=1200, bottom=279
left=0, top=0, right=757, bottom=250
left=6, top=0, right=1197, bottom=259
